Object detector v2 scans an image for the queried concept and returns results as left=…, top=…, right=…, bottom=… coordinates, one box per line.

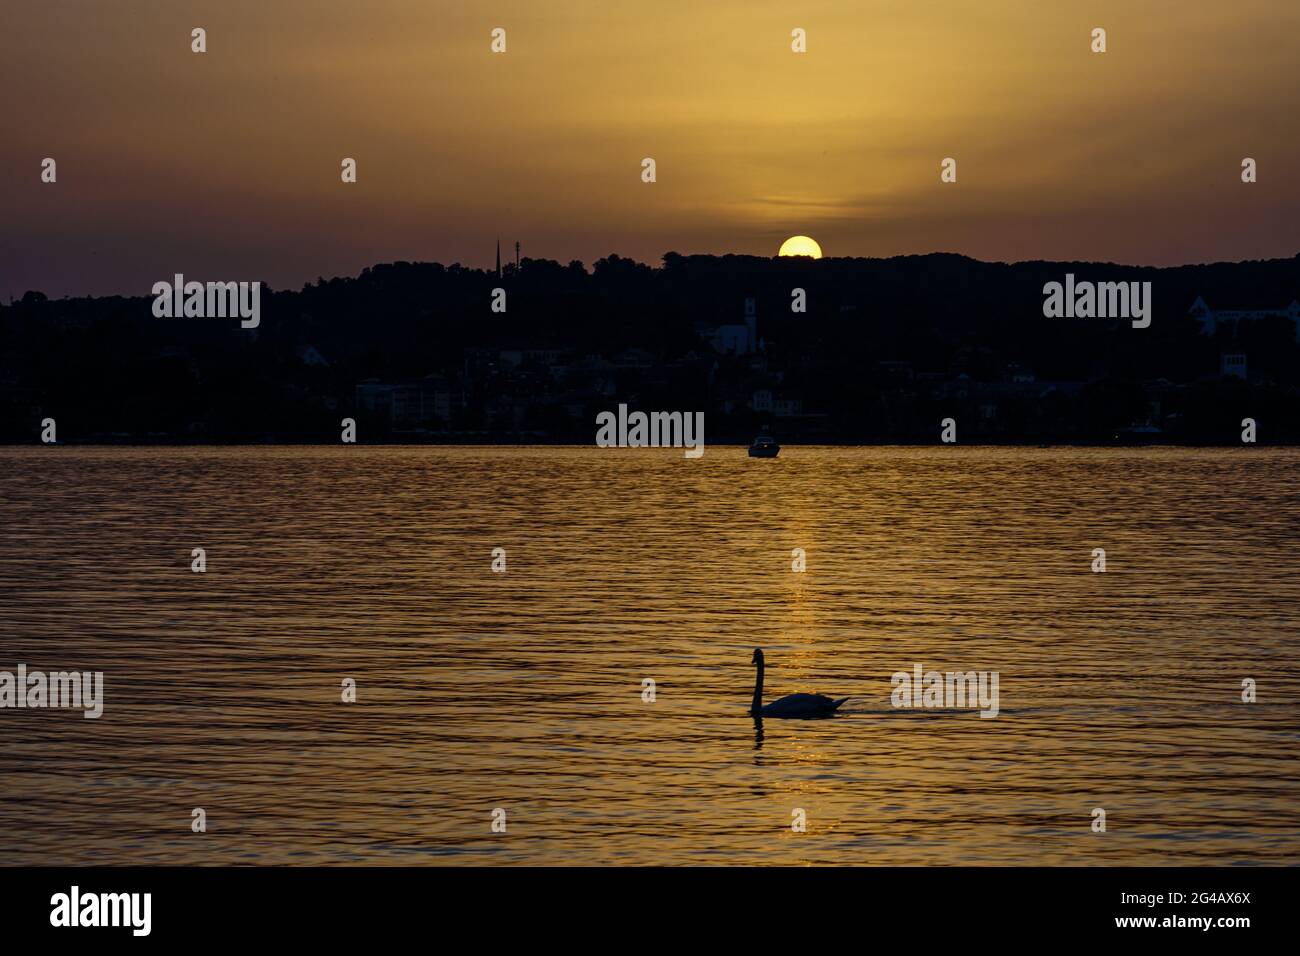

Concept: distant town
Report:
left=3, top=251, right=1299, bottom=444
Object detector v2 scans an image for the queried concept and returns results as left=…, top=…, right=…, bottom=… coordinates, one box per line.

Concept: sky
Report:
left=3, top=0, right=1299, bottom=299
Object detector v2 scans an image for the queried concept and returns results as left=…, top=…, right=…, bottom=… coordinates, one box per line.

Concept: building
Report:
left=1004, top=363, right=1036, bottom=384
left=773, top=396, right=803, bottom=417
left=421, top=374, right=453, bottom=423
left=356, top=380, right=420, bottom=428
left=613, top=347, right=655, bottom=369
left=751, top=389, right=803, bottom=417
left=1188, top=296, right=1300, bottom=341
left=498, top=348, right=564, bottom=370
left=296, top=344, right=330, bottom=368
left=1220, top=353, right=1247, bottom=379
left=355, top=374, right=454, bottom=429
left=704, top=297, right=759, bottom=355
left=874, top=360, right=915, bottom=384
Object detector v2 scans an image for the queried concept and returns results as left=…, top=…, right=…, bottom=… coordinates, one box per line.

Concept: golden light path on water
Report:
left=1, top=446, right=1298, bottom=864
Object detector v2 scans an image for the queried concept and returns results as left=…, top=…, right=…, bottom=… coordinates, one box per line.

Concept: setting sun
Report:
left=778, top=235, right=823, bottom=259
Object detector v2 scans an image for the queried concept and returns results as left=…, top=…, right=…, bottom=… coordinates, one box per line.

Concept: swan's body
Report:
left=749, top=649, right=847, bottom=718
left=756, top=692, right=847, bottom=717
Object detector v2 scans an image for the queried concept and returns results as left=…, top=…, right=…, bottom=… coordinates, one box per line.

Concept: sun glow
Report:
left=778, top=235, right=823, bottom=258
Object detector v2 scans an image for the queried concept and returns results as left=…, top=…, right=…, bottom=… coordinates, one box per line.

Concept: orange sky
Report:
left=4, top=0, right=1298, bottom=298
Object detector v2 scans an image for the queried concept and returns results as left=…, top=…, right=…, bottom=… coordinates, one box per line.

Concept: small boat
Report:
left=748, top=435, right=780, bottom=458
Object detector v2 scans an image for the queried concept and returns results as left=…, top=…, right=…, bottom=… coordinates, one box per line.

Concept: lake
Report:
left=1, top=445, right=1297, bottom=865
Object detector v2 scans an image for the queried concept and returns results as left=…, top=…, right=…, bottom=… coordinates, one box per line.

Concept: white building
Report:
left=1188, top=296, right=1300, bottom=341
left=706, top=297, right=759, bottom=355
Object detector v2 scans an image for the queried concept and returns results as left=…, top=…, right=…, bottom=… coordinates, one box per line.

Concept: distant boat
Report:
left=748, top=435, right=780, bottom=458
left=1112, top=421, right=1166, bottom=445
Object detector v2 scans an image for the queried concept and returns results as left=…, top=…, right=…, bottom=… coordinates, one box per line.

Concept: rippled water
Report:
left=1, top=446, right=1298, bottom=865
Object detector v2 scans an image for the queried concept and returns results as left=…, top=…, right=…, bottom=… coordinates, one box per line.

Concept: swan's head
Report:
left=751, top=648, right=763, bottom=665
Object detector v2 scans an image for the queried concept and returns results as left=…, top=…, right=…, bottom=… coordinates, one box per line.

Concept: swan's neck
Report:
left=751, top=660, right=764, bottom=714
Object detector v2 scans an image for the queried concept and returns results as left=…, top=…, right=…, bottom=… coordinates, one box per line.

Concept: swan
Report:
left=749, top=648, right=848, bottom=718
